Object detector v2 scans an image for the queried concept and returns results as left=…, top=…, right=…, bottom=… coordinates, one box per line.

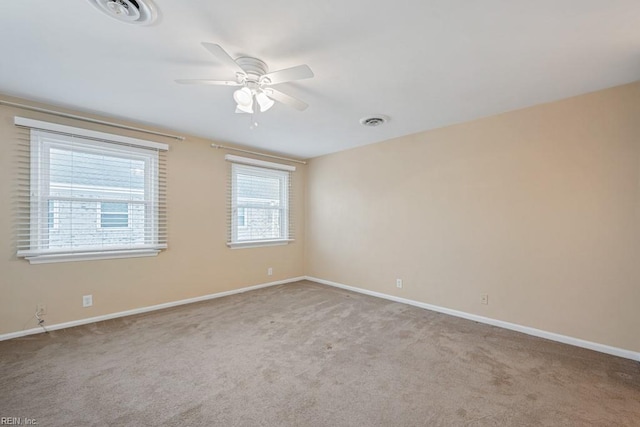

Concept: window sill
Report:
left=227, top=239, right=293, bottom=249
left=20, top=249, right=162, bottom=264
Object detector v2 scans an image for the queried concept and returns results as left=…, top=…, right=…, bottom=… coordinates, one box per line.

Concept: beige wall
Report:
left=2, top=82, right=639, bottom=355
left=305, top=82, right=640, bottom=353
left=0, top=97, right=305, bottom=335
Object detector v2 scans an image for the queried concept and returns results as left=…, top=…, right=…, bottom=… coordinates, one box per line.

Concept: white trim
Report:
left=305, top=276, right=640, bottom=362
left=23, top=249, right=162, bottom=264
left=14, top=117, right=169, bottom=151
left=225, top=154, right=296, bottom=171
left=227, top=239, right=294, bottom=249
left=0, top=276, right=305, bottom=342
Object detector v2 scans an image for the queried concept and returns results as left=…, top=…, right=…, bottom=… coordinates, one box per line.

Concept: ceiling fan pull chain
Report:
left=249, top=95, right=259, bottom=130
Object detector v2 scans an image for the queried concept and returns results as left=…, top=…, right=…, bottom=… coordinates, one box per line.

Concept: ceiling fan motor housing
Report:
left=235, top=57, right=269, bottom=82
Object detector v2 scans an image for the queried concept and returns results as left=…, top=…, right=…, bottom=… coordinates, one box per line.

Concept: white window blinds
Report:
left=15, top=117, right=168, bottom=264
left=226, top=155, right=295, bottom=248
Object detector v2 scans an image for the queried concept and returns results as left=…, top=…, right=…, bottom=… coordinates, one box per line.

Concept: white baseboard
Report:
left=305, top=276, right=640, bottom=362
left=5, top=275, right=638, bottom=362
left=0, top=276, right=305, bottom=342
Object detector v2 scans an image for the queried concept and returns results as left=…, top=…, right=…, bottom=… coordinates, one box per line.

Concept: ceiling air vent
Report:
left=88, top=0, right=158, bottom=25
left=360, top=115, right=389, bottom=127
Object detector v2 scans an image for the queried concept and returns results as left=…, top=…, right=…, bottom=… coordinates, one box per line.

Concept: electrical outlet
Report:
left=36, top=303, right=47, bottom=315
left=396, top=279, right=403, bottom=289
left=267, top=267, right=273, bottom=276
left=82, top=295, right=93, bottom=308
left=481, top=294, right=489, bottom=305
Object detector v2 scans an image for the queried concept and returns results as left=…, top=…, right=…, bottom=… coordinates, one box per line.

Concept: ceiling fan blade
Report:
left=267, top=89, right=308, bottom=111
left=262, top=65, right=314, bottom=85
left=175, top=79, right=241, bottom=86
left=201, top=43, right=245, bottom=74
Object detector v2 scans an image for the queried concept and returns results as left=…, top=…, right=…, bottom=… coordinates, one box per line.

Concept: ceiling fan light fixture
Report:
left=233, top=87, right=253, bottom=107
left=256, top=92, right=275, bottom=112
left=236, top=102, right=254, bottom=114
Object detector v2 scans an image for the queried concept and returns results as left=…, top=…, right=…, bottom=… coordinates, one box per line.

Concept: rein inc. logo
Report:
left=0, top=418, right=37, bottom=425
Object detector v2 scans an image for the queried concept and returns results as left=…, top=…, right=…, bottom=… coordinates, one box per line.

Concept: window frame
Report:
left=227, top=156, right=294, bottom=249
left=16, top=117, right=168, bottom=264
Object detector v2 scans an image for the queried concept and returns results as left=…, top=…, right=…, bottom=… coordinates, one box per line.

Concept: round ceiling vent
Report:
left=360, top=115, right=390, bottom=127
left=88, top=0, right=158, bottom=25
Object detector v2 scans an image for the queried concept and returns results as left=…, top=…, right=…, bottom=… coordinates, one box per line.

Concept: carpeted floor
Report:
left=1, top=281, right=638, bottom=426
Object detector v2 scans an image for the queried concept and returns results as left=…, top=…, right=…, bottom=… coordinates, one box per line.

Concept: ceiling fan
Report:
left=176, top=43, right=314, bottom=119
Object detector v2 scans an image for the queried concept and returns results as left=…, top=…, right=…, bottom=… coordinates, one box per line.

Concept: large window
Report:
left=227, top=155, right=294, bottom=248
left=16, top=117, right=168, bottom=263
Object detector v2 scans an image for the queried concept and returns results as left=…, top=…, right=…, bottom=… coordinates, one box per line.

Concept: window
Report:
left=227, top=155, right=295, bottom=248
left=237, top=207, right=246, bottom=227
left=47, top=200, right=60, bottom=230
left=16, top=117, right=168, bottom=264
left=99, top=202, right=130, bottom=228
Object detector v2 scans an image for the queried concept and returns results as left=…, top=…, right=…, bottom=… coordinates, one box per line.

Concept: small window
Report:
left=47, top=200, right=60, bottom=230
left=227, top=155, right=295, bottom=248
left=237, top=207, right=246, bottom=227
left=100, top=202, right=129, bottom=228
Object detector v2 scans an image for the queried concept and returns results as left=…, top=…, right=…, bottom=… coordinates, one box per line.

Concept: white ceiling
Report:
left=1, top=1, right=639, bottom=158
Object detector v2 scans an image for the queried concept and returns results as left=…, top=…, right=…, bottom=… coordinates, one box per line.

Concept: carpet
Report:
left=1, top=281, right=638, bottom=426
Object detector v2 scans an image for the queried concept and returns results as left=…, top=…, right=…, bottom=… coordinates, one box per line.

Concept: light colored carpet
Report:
left=1, top=281, right=638, bottom=426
